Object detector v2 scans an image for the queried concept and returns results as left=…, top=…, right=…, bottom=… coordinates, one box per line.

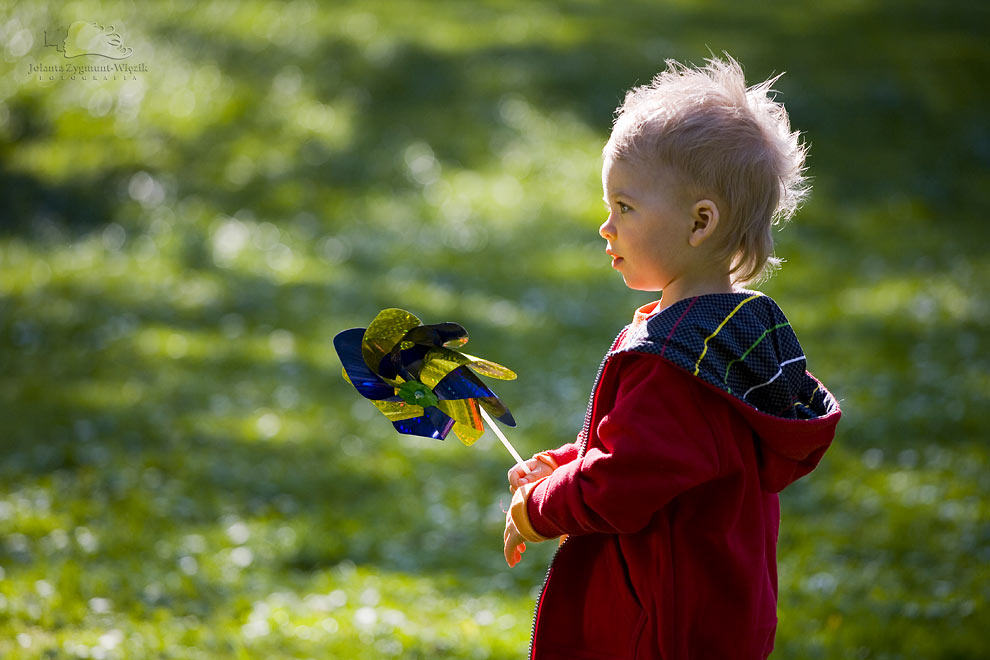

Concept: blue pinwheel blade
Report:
left=434, top=365, right=497, bottom=401
left=435, top=367, right=516, bottom=427
left=392, top=406, right=456, bottom=440
left=333, top=328, right=395, bottom=400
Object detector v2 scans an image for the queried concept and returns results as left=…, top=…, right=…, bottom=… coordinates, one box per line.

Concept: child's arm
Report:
left=520, top=356, right=724, bottom=539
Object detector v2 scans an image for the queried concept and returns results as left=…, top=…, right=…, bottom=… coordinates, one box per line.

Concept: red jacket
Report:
left=519, top=294, right=841, bottom=659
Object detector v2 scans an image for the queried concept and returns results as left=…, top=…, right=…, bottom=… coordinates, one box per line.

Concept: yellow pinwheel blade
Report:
left=460, top=353, right=517, bottom=380
left=436, top=398, right=483, bottom=432
left=418, top=348, right=467, bottom=388
left=371, top=399, right=424, bottom=422
left=451, top=421, right=484, bottom=446
left=418, top=348, right=517, bottom=388
left=361, top=308, right=421, bottom=376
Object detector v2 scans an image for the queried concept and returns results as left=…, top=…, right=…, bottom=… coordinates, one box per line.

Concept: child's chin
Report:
left=624, top=279, right=662, bottom=293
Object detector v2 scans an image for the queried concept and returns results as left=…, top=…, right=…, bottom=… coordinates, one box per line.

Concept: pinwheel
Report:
left=333, top=308, right=527, bottom=468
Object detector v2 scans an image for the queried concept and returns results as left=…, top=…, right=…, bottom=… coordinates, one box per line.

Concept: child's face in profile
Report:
left=600, top=156, right=696, bottom=292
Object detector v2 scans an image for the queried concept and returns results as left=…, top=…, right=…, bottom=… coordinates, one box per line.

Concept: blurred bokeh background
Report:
left=1, top=1, right=987, bottom=658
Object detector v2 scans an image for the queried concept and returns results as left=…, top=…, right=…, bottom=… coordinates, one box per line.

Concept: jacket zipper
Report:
left=528, top=330, right=625, bottom=659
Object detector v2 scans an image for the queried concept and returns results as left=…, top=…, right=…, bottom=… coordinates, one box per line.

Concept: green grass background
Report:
left=1, top=1, right=988, bottom=658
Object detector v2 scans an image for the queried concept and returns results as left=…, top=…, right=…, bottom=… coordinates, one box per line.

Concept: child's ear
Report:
left=688, top=199, right=720, bottom=247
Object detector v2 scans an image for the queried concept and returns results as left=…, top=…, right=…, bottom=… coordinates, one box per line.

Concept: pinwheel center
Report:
left=397, top=380, right=439, bottom=408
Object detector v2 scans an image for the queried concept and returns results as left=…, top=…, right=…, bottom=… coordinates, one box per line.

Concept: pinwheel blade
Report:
left=402, top=322, right=469, bottom=349
left=451, top=420, right=485, bottom=446
left=334, top=328, right=396, bottom=400
left=392, top=406, right=456, bottom=440
left=461, top=354, right=517, bottom=380
left=434, top=365, right=497, bottom=401
left=362, top=308, right=422, bottom=376
left=372, top=400, right=424, bottom=422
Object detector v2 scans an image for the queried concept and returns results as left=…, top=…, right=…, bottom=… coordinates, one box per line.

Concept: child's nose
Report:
left=599, top=215, right=616, bottom=241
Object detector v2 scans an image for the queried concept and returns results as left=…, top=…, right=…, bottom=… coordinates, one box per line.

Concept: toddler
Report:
left=503, top=56, right=841, bottom=659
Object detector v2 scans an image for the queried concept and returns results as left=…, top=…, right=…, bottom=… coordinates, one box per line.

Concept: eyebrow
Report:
left=603, top=190, right=633, bottom=204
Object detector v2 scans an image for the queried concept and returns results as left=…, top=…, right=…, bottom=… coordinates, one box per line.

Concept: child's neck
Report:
left=657, top=271, right=735, bottom=311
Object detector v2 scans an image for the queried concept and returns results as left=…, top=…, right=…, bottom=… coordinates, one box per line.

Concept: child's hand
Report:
left=507, top=456, right=553, bottom=494
left=503, top=511, right=527, bottom=567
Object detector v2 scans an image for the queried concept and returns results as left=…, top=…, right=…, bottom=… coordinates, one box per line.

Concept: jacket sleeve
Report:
left=527, top=355, right=723, bottom=537
left=543, top=442, right=580, bottom=467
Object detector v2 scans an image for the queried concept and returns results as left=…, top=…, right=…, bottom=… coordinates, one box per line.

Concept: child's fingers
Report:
left=508, top=476, right=529, bottom=494
left=504, top=540, right=526, bottom=567
left=507, top=464, right=528, bottom=484
left=509, top=458, right=547, bottom=492
left=504, top=514, right=527, bottom=566
left=508, top=472, right=528, bottom=493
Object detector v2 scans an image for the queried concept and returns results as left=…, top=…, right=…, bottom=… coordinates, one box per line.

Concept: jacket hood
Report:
left=619, top=292, right=841, bottom=492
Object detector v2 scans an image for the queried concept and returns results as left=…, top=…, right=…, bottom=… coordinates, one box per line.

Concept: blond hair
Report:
left=604, top=55, right=809, bottom=284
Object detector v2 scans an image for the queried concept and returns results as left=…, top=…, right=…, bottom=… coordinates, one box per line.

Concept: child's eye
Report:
left=618, top=202, right=631, bottom=213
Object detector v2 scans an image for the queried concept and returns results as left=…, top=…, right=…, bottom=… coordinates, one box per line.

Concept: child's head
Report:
left=603, top=55, right=808, bottom=285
